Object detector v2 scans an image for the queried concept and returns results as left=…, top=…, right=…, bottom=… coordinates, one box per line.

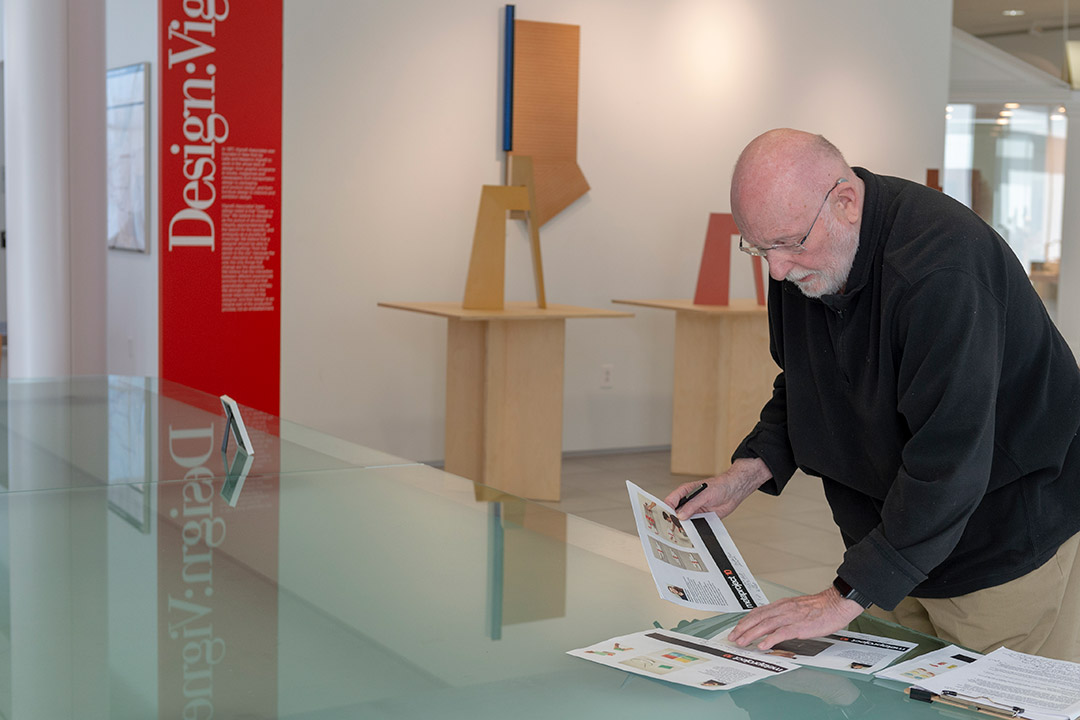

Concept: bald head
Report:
left=731, top=129, right=855, bottom=243
left=728, top=129, right=864, bottom=297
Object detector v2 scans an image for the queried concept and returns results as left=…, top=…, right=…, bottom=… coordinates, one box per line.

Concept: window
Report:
left=943, top=103, right=1067, bottom=317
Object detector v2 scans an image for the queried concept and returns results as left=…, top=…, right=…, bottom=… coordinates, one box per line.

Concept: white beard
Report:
left=786, top=214, right=859, bottom=298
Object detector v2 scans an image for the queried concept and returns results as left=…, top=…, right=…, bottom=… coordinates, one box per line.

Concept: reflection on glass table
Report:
left=0, top=376, right=417, bottom=495
left=0, top=438, right=953, bottom=719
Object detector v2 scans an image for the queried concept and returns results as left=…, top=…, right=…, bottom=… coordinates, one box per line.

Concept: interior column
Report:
left=3, top=0, right=107, bottom=377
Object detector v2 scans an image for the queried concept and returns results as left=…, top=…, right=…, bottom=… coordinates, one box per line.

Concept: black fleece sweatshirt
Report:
left=733, top=167, right=1080, bottom=610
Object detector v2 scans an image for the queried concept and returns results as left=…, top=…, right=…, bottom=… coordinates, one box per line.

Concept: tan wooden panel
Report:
left=444, top=318, right=487, bottom=485
left=463, top=185, right=531, bottom=310
left=671, top=312, right=723, bottom=475
left=670, top=310, right=774, bottom=476
left=385, top=307, right=632, bottom=499
left=511, top=19, right=589, bottom=226
left=513, top=20, right=580, bottom=160
left=508, top=156, right=547, bottom=308
left=720, top=313, right=774, bottom=469
left=483, top=319, right=565, bottom=501
left=526, top=156, right=590, bottom=227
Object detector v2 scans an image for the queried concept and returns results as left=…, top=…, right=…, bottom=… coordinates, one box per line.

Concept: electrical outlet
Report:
left=601, top=363, right=614, bottom=389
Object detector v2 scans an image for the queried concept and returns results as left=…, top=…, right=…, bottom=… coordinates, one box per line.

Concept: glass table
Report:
left=0, top=377, right=955, bottom=718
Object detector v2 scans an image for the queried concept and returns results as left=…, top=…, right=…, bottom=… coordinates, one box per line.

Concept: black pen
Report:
left=675, top=482, right=708, bottom=511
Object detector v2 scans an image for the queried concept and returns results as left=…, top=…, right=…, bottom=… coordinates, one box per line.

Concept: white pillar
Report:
left=3, top=0, right=107, bottom=377
left=7, top=379, right=109, bottom=719
left=1057, top=98, right=1080, bottom=357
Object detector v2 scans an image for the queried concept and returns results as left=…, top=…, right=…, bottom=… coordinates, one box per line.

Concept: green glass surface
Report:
left=0, top=376, right=415, bottom=492
left=0, top=378, right=956, bottom=718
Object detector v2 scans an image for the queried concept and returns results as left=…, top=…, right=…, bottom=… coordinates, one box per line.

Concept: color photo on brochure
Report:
left=626, top=480, right=768, bottom=611
left=568, top=629, right=799, bottom=691
left=708, top=628, right=918, bottom=675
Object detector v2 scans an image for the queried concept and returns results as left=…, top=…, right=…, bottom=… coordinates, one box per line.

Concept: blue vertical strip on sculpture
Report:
left=502, top=4, right=515, bottom=151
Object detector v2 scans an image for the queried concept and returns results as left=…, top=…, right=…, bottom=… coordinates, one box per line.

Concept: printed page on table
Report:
left=916, top=647, right=1080, bottom=720
left=626, top=480, right=767, bottom=612
left=569, top=629, right=799, bottom=691
left=707, top=628, right=919, bottom=675
left=874, top=644, right=982, bottom=684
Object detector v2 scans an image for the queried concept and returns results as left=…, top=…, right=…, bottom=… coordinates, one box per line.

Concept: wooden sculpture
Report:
left=506, top=17, right=589, bottom=227
left=693, top=213, right=766, bottom=306
left=463, top=155, right=547, bottom=310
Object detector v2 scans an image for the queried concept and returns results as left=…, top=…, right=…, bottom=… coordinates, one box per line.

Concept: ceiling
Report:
left=954, top=0, right=1080, bottom=37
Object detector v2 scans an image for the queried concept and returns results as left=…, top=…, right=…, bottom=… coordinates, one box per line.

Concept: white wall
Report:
left=105, top=0, right=158, bottom=376
left=279, top=0, right=952, bottom=462
left=105, top=0, right=953, bottom=462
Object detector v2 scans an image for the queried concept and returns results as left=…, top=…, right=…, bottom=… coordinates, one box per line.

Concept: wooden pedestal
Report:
left=613, top=298, right=775, bottom=476
left=378, top=301, right=632, bottom=500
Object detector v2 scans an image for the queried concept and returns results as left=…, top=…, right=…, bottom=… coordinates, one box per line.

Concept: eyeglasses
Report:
left=738, top=178, right=848, bottom=257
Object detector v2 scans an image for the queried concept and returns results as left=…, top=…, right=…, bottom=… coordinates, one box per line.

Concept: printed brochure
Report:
left=569, top=629, right=799, bottom=691
left=708, top=628, right=918, bottom=675
left=874, top=644, right=981, bottom=684
left=626, top=480, right=768, bottom=612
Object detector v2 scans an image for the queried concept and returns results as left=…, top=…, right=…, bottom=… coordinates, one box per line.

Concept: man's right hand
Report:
left=664, top=457, right=772, bottom=521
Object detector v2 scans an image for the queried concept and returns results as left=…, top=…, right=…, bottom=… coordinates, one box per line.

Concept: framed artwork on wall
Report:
left=106, top=62, right=150, bottom=253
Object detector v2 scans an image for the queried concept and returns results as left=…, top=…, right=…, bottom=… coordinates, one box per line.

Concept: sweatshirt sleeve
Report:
left=732, top=281, right=799, bottom=494
left=837, top=269, right=1004, bottom=609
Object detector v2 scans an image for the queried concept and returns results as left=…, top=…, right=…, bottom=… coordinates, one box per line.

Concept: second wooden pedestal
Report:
left=615, top=299, right=775, bottom=476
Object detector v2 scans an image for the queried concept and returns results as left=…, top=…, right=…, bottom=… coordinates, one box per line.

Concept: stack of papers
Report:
left=570, top=482, right=920, bottom=691
left=912, top=647, right=1080, bottom=720
left=571, top=480, right=1080, bottom=712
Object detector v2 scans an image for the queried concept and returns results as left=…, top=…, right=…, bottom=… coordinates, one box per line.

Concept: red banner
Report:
left=156, top=382, right=280, bottom=719
left=159, top=0, right=283, bottom=415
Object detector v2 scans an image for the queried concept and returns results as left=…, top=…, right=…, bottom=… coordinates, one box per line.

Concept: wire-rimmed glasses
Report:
left=738, top=178, right=848, bottom=257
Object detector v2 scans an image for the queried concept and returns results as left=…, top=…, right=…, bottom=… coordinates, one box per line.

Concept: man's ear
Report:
left=835, top=180, right=861, bottom=223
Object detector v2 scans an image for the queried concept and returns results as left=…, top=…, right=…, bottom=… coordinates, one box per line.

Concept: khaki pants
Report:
left=867, top=532, right=1080, bottom=662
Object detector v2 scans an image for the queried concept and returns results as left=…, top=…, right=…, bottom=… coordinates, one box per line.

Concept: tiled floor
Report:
left=544, top=449, right=846, bottom=595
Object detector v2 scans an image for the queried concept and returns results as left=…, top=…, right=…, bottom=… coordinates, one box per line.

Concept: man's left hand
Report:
left=728, top=586, right=865, bottom=651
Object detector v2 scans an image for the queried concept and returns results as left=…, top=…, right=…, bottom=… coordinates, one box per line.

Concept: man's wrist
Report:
left=730, top=457, right=772, bottom=492
left=832, top=575, right=873, bottom=609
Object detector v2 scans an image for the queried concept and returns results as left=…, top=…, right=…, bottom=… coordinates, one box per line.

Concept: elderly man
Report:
left=666, top=128, right=1080, bottom=661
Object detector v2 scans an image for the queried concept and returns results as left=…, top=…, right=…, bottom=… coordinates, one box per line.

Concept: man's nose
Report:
left=766, top=254, right=791, bottom=281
